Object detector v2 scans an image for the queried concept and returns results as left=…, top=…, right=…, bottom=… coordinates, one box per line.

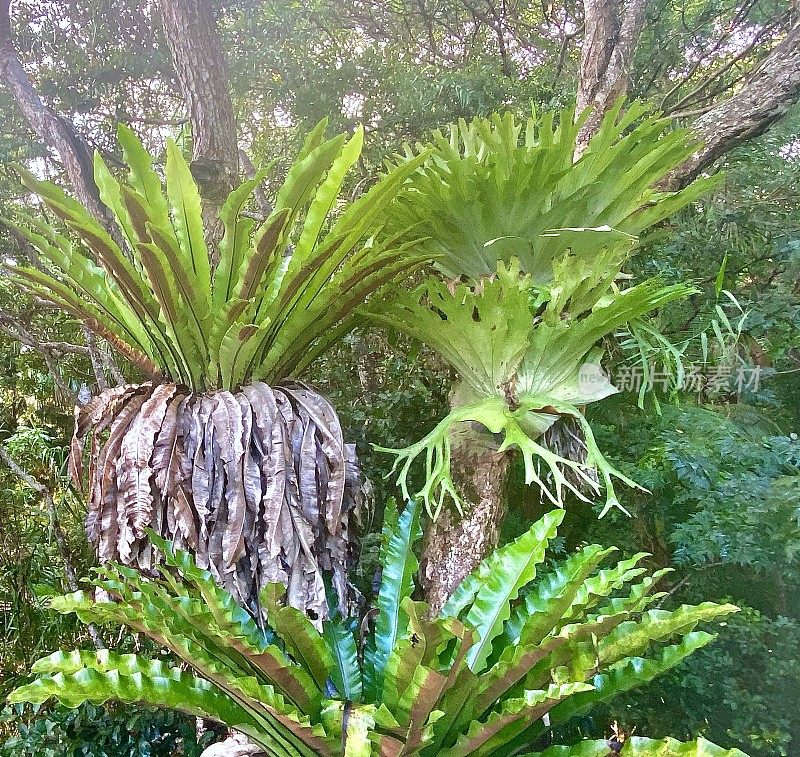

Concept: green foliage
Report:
left=9, top=503, right=737, bottom=755
left=558, top=397, right=800, bottom=756
left=5, top=121, right=430, bottom=390
left=383, top=101, right=718, bottom=279
left=366, top=103, right=715, bottom=514
left=0, top=425, right=92, bottom=696
left=591, top=401, right=800, bottom=591
left=521, top=736, right=746, bottom=755
left=603, top=608, right=800, bottom=757
left=0, top=701, right=210, bottom=757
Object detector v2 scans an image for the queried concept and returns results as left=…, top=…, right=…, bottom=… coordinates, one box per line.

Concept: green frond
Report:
left=441, top=683, right=594, bottom=757
left=383, top=102, right=720, bottom=280
left=441, top=511, right=563, bottom=673
left=323, top=617, right=363, bottom=702
left=9, top=664, right=265, bottom=743
left=370, top=498, right=423, bottom=697
left=541, top=632, right=721, bottom=734
left=7, top=121, right=428, bottom=390
left=9, top=508, right=738, bottom=756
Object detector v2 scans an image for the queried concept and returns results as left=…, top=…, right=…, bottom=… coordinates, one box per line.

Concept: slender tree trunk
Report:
left=422, top=428, right=512, bottom=615
left=158, top=0, right=238, bottom=253
left=575, top=0, right=647, bottom=150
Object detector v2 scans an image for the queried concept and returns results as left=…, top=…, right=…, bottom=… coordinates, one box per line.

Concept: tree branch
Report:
left=665, top=20, right=781, bottom=115
left=0, top=310, right=89, bottom=356
left=82, top=326, right=109, bottom=391
left=0, top=309, right=79, bottom=402
left=575, top=0, right=648, bottom=149
left=0, top=0, right=111, bottom=228
left=670, top=21, right=800, bottom=187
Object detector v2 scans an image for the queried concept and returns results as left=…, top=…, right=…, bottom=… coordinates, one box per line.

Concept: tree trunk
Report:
left=669, top=21, right=800, bottom=188
left=575, top=0, right=647, bottom=150
left=0, top=0, right=111, bottom=228
left=574, top=5, right=800, bottom=185
left=158, top=0, right=238, bottom=252
left=422, top=428, right=512, bottom=616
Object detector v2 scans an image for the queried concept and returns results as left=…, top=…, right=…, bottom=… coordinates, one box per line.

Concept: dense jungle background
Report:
left=0, top=1, right=799, bottom=755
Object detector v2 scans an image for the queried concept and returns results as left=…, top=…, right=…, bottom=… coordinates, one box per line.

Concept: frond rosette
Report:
left=10, top=502, right=742, bottom=756
left=4, top=119, right=431, bottom=391
left=5, top=119, right=428, bottom=619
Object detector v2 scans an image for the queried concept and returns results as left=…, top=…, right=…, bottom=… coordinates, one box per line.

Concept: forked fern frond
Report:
left=366, top=102, right=719, bottom=513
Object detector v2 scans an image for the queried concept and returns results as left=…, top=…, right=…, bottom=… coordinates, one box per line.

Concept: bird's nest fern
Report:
left=4, top=120, right=429, bottom=618
left=4, top=119, right=430, bottom=391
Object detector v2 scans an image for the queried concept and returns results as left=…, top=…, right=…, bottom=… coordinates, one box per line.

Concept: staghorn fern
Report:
left=3, top=121, right=429, bottom=619
left=381, top=101, right=718, bottom=281
left=368, top=259, right=694, bottom=517
left=365, top=102, right=720, bottom=515
left=10, top=502, right=742, bottom=755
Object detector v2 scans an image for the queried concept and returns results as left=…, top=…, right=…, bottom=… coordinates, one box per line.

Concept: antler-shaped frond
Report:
left=383, top=101, right=720, bottom=280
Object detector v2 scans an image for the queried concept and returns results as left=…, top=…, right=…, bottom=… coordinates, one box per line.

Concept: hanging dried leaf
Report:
left=116, top=383, right=178, bottom=563
left=77, top=381, right=360, bottom=620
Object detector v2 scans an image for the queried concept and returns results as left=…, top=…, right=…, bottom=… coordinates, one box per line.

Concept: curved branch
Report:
left=0, top=308, right=79, bottom=402
left=670, top=21, right=800, bottom=187
left=0, top=0, right=109, bottom=226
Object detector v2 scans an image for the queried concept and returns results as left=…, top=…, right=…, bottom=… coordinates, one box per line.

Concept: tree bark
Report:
left=0, top=0, right=111, bottom=226
left=669, top=21, right=800, bottom=188
left=574, top=5, right=800, bottom=184
left=421, top=428, right=512, bottom=616
left=575, top=0, right=648, bottom=149
left=158, top=0, right=238, bottom=250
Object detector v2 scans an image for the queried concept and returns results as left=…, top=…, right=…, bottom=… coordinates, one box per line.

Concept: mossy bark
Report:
left=421, top=428, right=512, bottom=616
